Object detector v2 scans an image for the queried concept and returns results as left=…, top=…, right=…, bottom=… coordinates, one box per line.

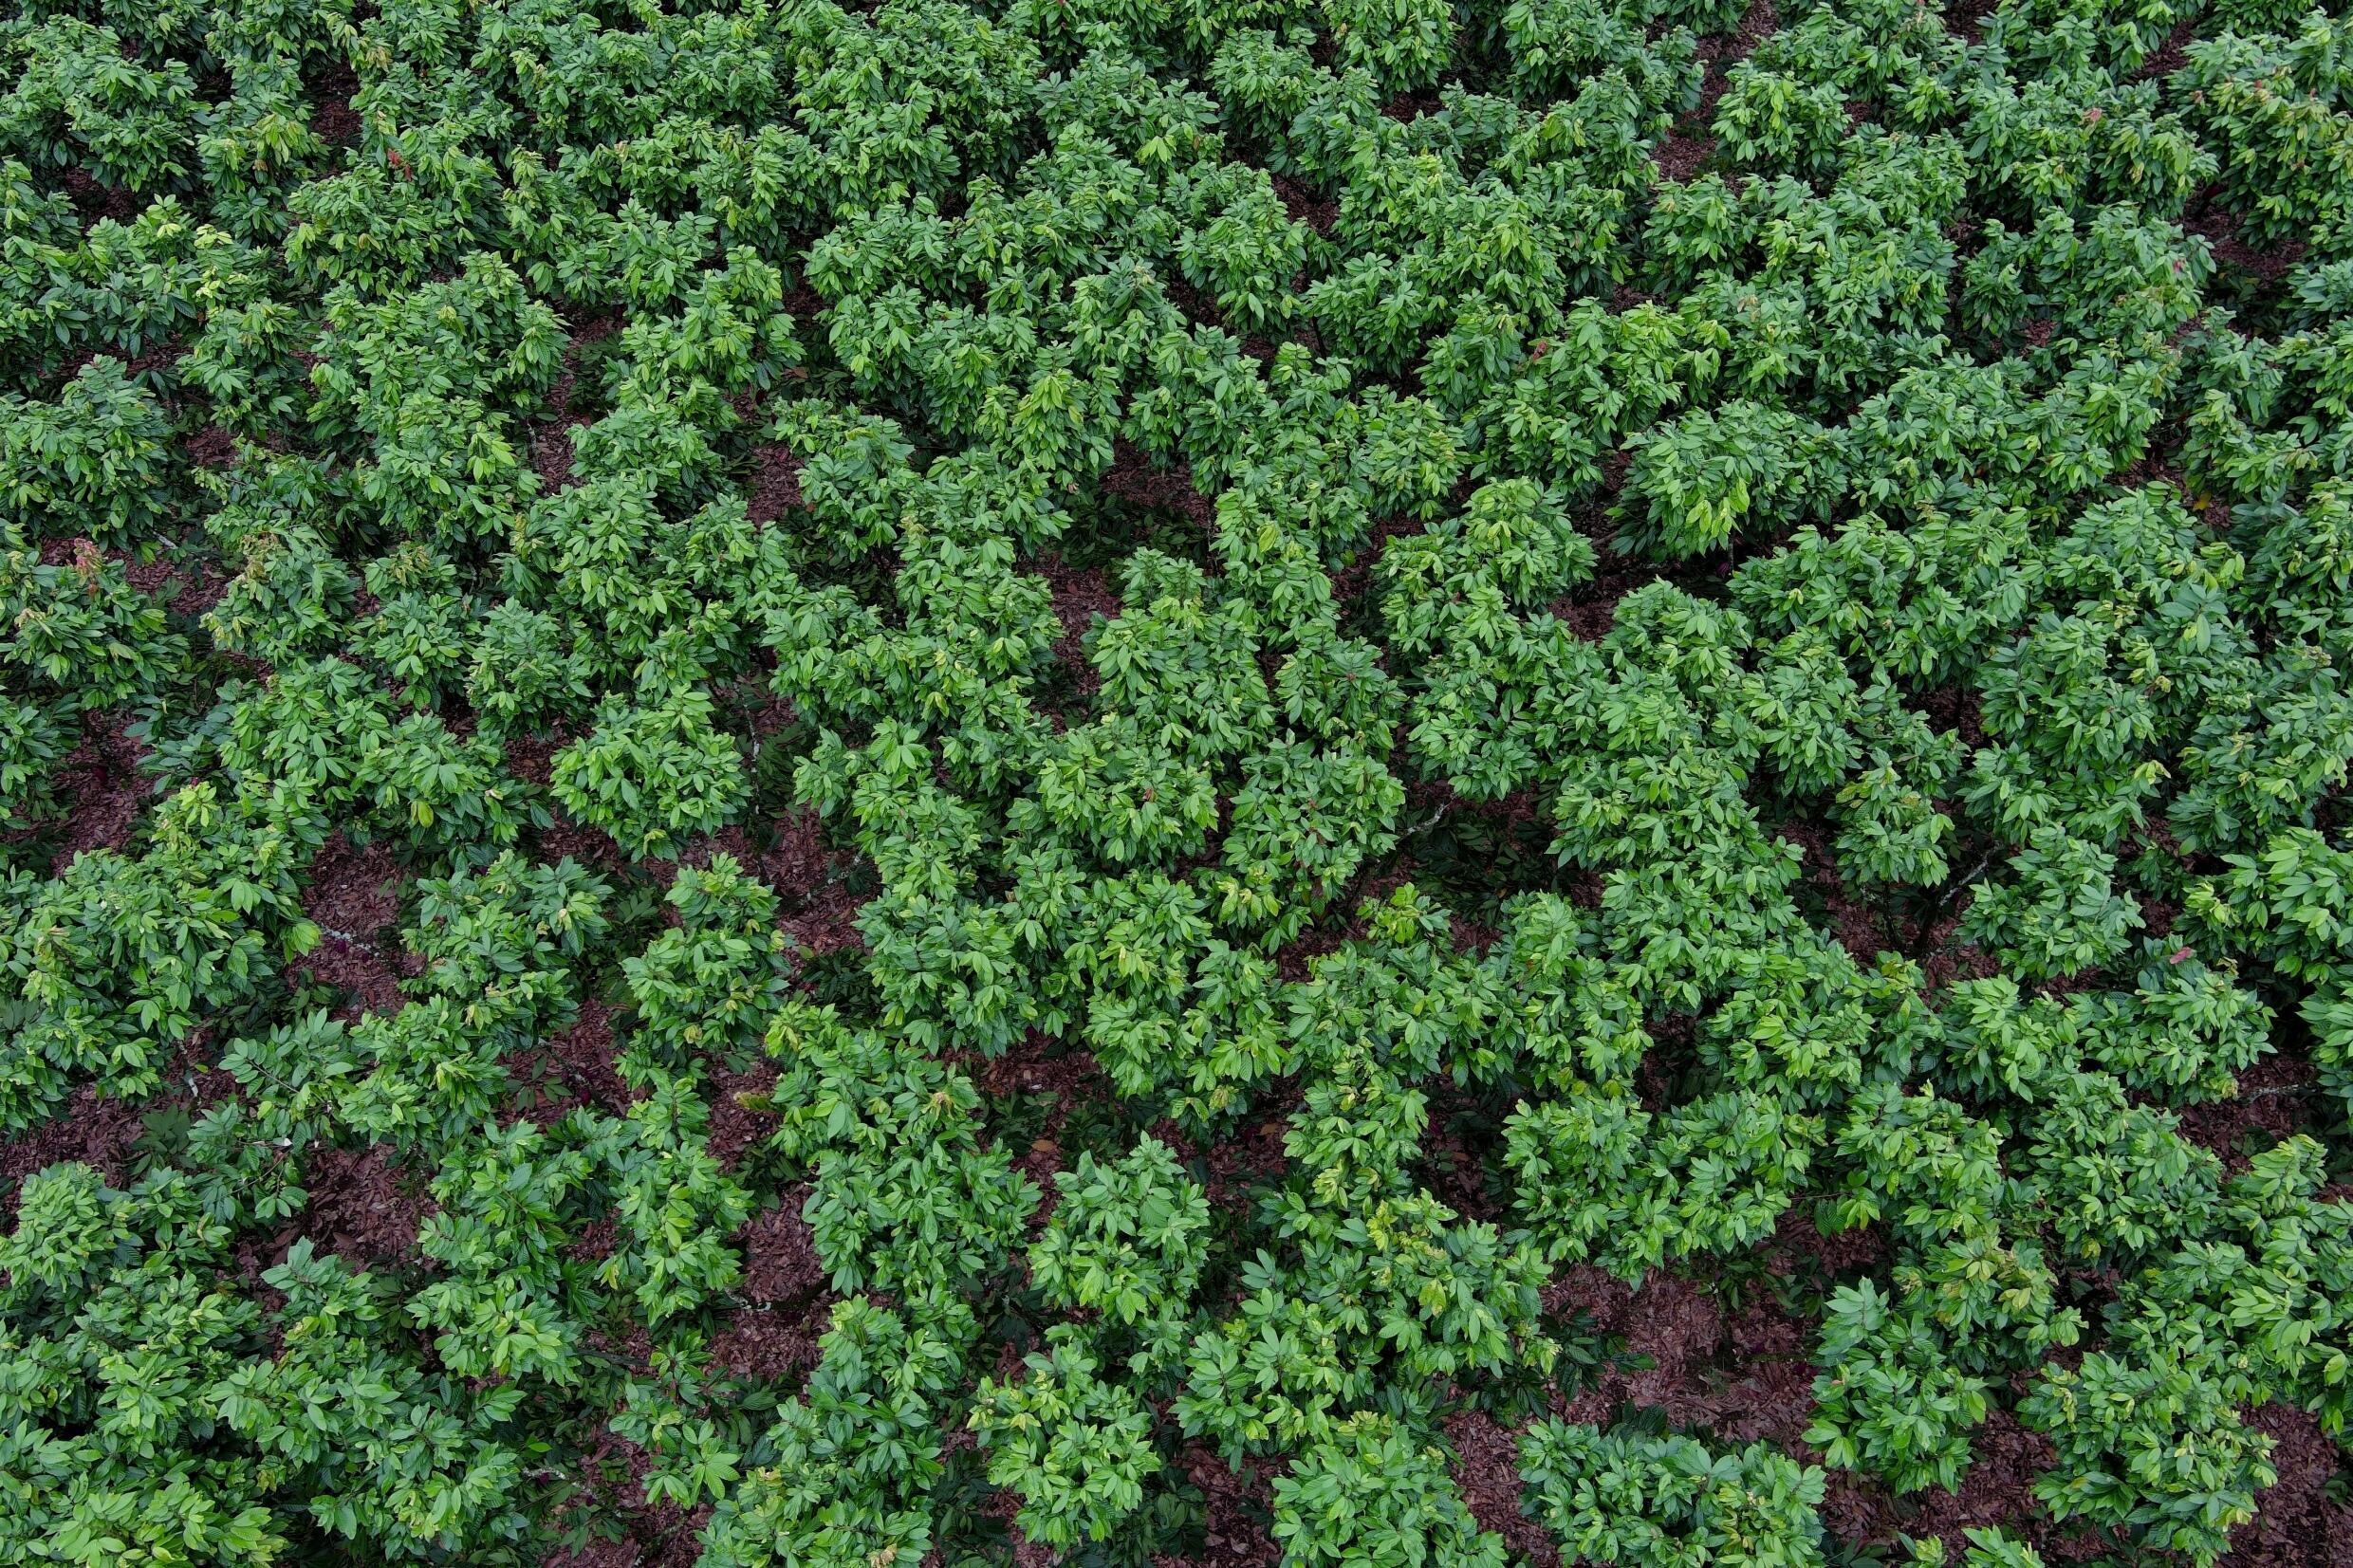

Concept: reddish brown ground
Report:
left=503, top=732, right=564, bottom=787
left=735, top=1196, right=824, bottom=1303
left=533, top=423, right=578, bottom=494
left=515, top=996, right=634, bottom=1117
left=741, top=443, right=804, bottom=524
left=2188, top=194, right=2308, bottom=289
left=184, top=423, right=237, bottom=468
left=1763, top=1204, right=1890, bottom=1281
left=527, top=317, right=621, bottom=493
left=1776, top=814, right=1899, bottom=962
left=38, top=713, right=153, bottom=872
left=706, top=1197, right=831, bottom=1384
left=960, top=1032, right=1116, bottom=1215
left=541, top=1538, right=637, bottom=1568
left=534, top=812, right=631, bottom=876
left=290, top=932, right=408, bottom=1022
left=1654, top=131, right=1719, bottom=185
left=1099, top=439, right=1213, bottom=526
left=758, top=806, right=869, bottom=956
left=706, top=1301, right=827, bottom=1385
left=307, top=60, right=361, bottom=146
left=1149, top=1079, right=1301, bottom=1219
left=1695, top=0, right=1781, bottom=121
left=1157, top=1445, right=1281, bottom=1568
left=1850, top=1402, right=2066, bottom=1557
left=979, top=1486, right=1062, bottom=1568
left=1270, top=174, right=1337, bottom=239
left=58, top=165, right=142, bottom=227
left=302, top=1141, right=431, bottom=1264
left=2177, top=1051, right=2325, bottom=1172
left=0, top=1087, right=147, bottom=1222
left=701, top=1060, right=780, bottom=1171
left=1419, top=1093, right=1502, bottom=1223
left=304, top=833, right=404, bottom=935
left=2227, top=1403, right=2353, bottom=1567
left=1446, top=1410, right=1561, bottom=1568
left=1026, top=554, right=1123, bottom=710
left=1543, top=1263, right=1826, bottom=1454
left=171, top=559, right=230, bottom=621
left=2135, top=18, right=2199, bottom=83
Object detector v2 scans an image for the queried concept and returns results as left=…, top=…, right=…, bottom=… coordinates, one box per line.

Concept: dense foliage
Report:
left=4, top=0, right=2353, bottom=1563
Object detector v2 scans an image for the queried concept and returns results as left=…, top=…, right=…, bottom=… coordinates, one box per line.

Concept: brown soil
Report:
left=1445, top=1411, right=1559, bottom=1568
left=2176, top=1051, right=2323, bottom=1172
left=1654, top=133, right=1718, bottom=185
left=1419, top=1104, right=1500, bottom=1224
left=742, top=443, right=804, bottom=524
left=124, top=563, right=178, bottom=605
left=289, top=932, right=408, bottom=1023
left=504, top=732, right=564, bottom=787
left=709, top=1199, right=831, bottom=1382
left=1166, top=1445, right=1280, bottom=1568
left=533, top=422, right=578, bottom=494
left=308, top=60, right=362, bottom=146
left=1551, top=563, right=1652, bottom=644
left=1545, top=1266, right=1717, bottom=1423
left=705, top=1300, right=827, bottom=1384
left=568, top=1219, right=620, bottom=1265
left=542, top=1539, right=639, bottom=1568
left=2188, top=195, right=2308, bottom=289
left=735, top=1195, right=824, bottom=1304
left=301, top=1141, right=430, bottom=1264
left=2134, top=18, right=2198, bottom=82
left=528, top=317, right=621, bottom=493
left=535, top=811, right=630, bottom=876
left=1707, top=1296, right=1822, bottom=1452
left=1164, top=275, right=1226, bottom=332
left=1911, top=686, right=1990, bottom=752
left=1382, top=89, right=1445, bottom=124
left=1098, top=438, right=1213, bottom=526
left=525, top=996, right=633, bottom=1116
left=1763, top=1205, right=1890, bottom=1282
left=628, top=1501, right=711, bottom=1568
left=963, top=1033, right=1115, bottom=1209
left=1541, top=1264, right=1827, bottom=1453
left=305, top=832, right=404, bottom=938
left=758, top=805, right=868, bottom=956
left=1270, top=174, right=1337, bottom=239
left=40, top=712, right=153, bottom=872
left=172, top=561, right=229, bottom=621
left=0, top=1086, right=148, bottom=1222
left=1148, top=1079, right=1300, bottom=1218
left=1692, top=0, right=1781, bottom=123
left=29, top=505, right=97, bottom=555
left=58, top=165, right=142, bottom=227
left=1316, top=523, right=1409, bottom=636
left=1027, top=554, right=1122, bottom=706
left=2225, top=1403, right=2353, bottom=1567
left=1885, top=1404, right=2064, bottom=1556
left=1777, top=814, right=1896, bottom=962
left=980, top=1486, right=1062, bottom=1568
left=184, top=423, right=237, bottom=468
left=1941, top=0, right=2001, bottom=41
left=703, top=1061, right=780, bottom=1171
left=1918, top=930, right=2005, bottom=993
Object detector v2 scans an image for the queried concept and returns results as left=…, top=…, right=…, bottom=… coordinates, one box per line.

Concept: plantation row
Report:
left=5, top=0, right=2353, bottom=1563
